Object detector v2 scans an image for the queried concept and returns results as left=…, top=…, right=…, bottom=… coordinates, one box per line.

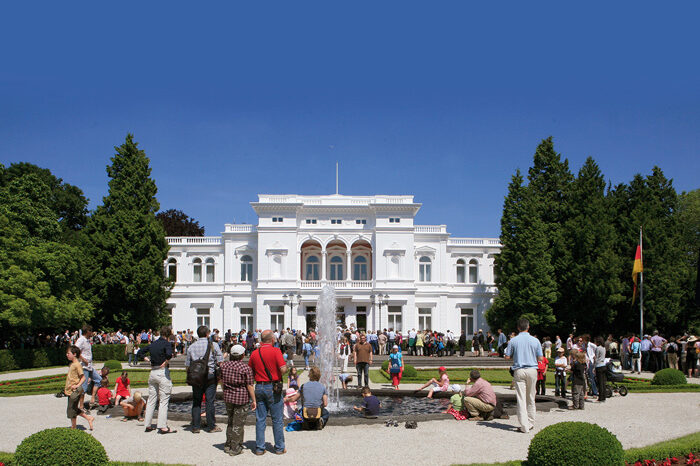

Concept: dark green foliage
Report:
left=677, top=189, right=700, bottom=331
left=0, top=345, right=147, bottom=371
left=14, top=427, right=108, bottom=465
left=651, top=368, right=687, bottom=386
left=527, top=422, right=624, bottom=466
left=156, top=209, right=205, bottom=236
left=84, top=134, right=172, bottom=330
left=381, top=360, right=416, bottom=377
left=103, top=359, right=123, bottom=372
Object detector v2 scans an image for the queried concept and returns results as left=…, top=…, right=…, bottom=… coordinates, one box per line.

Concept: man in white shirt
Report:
left=75, top=325, right=102, bottom=408
left=408, top=329, right=417, bottom=355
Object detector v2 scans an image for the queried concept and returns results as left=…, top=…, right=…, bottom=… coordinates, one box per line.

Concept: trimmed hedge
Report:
left=0, top=345, right=147, bottom=371
left=380, top=359, right=417, bottom=377
left=527, top=422, right=624, bottom=466
left=102, top=360, right=123, bottom=373
left=651, top=368, right=687, bottom=386
left=14, top=428, right=108, bottom=465
left=623, top=431, right=700, bottom=463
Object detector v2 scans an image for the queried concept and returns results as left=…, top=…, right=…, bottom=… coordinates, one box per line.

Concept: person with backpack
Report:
left=185, top=325, right=224, bottom=433
left=630, top=335, right=642, bottom=374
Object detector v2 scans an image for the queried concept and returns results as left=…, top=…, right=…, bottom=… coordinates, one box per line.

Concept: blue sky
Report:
left=1, top=2, right=698, bottom=237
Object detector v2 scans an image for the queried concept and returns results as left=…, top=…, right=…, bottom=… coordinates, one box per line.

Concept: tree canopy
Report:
left=156, top=209, right=205, bottom=236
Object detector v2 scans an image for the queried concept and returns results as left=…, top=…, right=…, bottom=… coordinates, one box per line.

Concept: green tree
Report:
left=84, top=134, right=171, bottom=330
left=677, top=189, right=699, bottom=332
left=559, top=157, right=624, bottom=334
left=156, top=209, right=205, bottom=236
left=0, top=174, right=92, bottom=341
left=487, top=170, right=558, bottom=333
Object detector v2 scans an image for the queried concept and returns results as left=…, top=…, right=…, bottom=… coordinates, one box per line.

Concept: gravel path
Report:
left=1, top=391, right=698, bottom=465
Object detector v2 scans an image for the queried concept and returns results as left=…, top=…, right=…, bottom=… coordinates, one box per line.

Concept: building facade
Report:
left=165, top=194, right=501, bottom=336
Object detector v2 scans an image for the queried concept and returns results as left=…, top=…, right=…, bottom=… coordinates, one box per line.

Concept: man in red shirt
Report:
left=248, top=330, right=288, bottom=455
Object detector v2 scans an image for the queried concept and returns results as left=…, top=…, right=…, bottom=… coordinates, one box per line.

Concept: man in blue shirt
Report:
left=505, top=318, right=544, bottom=433
left=497, top=329, right=508, bottom=357
left=640, top=335, right=652, bottom=372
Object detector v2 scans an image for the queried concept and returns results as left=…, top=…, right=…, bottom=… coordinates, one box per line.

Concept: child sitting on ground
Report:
left=96, top=378, right=114, bottom=413
left=536, top=357, right=548, bottom=396
left=338, top=373, right=354, bottom=389
left=570, top=351, right=587, bottom=410
left=353, top=386, right=380, bottom=417
left=443, top=385, right=467, bottom=420
left=284, top=387, right=298, bottom=419
left=120, top=390, right=145, bottom=422
left=114, top=371, right=130, bottom=406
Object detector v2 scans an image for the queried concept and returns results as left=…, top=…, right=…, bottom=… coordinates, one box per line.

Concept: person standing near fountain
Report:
left=248, top=330, right=288, bottom=455
left=219, top=345, right=256, bottom=456
left=389, top=345, right=403, bottom=389
left=504, top=318, right=544, bottom=434
left=352, top=334, right=373, bottom=388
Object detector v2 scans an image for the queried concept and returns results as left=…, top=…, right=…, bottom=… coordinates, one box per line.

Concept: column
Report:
left=346, top=251, right=352, bottom=282
left=297, top=251, right=302, bottom=281
left=321, top=250, right=327, bottom=281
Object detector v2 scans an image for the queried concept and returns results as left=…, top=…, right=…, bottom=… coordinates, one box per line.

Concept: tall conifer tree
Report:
left=84, top=134, right=171, bottom=330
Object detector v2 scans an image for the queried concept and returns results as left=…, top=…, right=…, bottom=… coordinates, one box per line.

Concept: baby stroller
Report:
left=604, top=360, right=628, bottom=397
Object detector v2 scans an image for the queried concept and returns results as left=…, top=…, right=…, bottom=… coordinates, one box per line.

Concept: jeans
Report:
left=587, top=364, right=598, bottom=395
left=356, top=362, right=369, bottom=387
left=370, top=341, right=378, bottom=354
left=254, top=384, right=285, bottom=453
left=82, top=368, right=102, bottom=394
left=144, top=367, right=172, bottom=429
left=192, top=378, right=217, bottom=429
left=128, top=354, right=136, bottom=365
left=554, top=372, right=567, bottom=397
left=304, top=353, right=310, bottom=368
left=641, top=351, right=650, bottom=371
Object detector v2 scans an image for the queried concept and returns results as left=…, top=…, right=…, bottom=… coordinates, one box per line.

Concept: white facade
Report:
left=165, top=194, right=501, bottom=336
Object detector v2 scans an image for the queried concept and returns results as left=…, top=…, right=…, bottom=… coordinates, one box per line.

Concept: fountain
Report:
left=316, top=284, right=340, bottom=405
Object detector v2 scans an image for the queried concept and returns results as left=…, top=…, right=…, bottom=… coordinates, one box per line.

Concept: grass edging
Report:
left=0, top=451, right=189, bottom=466
left=456, top=431, right=700, bottom=465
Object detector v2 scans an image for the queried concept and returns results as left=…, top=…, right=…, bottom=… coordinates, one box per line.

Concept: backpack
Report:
left=186, top=342, right=212, bottom=387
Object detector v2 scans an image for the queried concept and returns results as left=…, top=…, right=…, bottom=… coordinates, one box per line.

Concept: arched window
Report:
left=419, top=256, right=432, bottom=282
left=193, top=258, right=202, bottom=282
left=353, top=255, right=368, bottom=280
left=166, top=258, right=177, bottom=282
left=205, top=258, right=215, bottom=282
left=240, top=255, right=253, bottom=282
left=306, top=255, right=320, bottom=280
left=456, top=259, right=466, bottom=283
left=330, top=255, right=344, bottom=280
left=468, top=259, right=478, bottom=283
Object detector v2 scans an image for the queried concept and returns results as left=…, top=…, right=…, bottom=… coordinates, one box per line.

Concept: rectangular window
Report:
left=356, top=306, right=367, bottom=330
left=196, top=308, right=211, bottom=328
left=418, top=308, right=432, bottom=331
left=460, top=308, right=474, bottom=336
left=241, top=263, right=253, bottom=282
left=355, top=219, right=366, bottom=225
left=270, top=305, right=284, bottom=331
left=240, top=308, right=253, bottom=332
left=331, top=219, right=342, bottom=225
left=389, top=217, right=400, bottom=223
left=388, top=306, right=402, bottom=332
left=272, top=217, right=283, bottom=223
left=305, top=219, right=317, bottom=224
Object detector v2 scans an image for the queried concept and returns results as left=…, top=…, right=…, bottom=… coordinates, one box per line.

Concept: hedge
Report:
left=527, top=422, right=624, bottom=466
left=623, top=431, right=700, bottom=463
left=0, top=345, right=147, bottom=372
left=14, top=428, right=108, bottom=465
left=651, top=368, right=687, bottom=386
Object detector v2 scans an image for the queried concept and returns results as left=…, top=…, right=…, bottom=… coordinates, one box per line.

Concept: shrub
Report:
left=403, top=364, right=418, bottom=378
left=381, top=359, right=390, bottom=372
left=651, top=368, right=687, bottom=386
left=527, top=422, right=624, bottom=466
left=0, top=351, right=18, bottom=372
left=102, top=360, right=123, bottom=372
left=14, top=427, right=109, bottom=465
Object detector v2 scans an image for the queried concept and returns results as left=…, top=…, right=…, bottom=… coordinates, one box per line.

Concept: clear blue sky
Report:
left=1, top=2, right=698, bottom=237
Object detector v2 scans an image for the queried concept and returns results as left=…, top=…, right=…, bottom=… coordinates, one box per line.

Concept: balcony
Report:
left=448, top=238, right=501, bottom=247
left=167, top=237, right=222, bottom=245
left=300, top=280, right=373, bottom=289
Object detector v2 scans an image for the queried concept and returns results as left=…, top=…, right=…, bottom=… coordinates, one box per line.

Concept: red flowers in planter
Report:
left=629, top=454, right=699, bottom=466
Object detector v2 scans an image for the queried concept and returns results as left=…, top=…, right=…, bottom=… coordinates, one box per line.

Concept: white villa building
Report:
left=165, top=194, right=501, bottom=336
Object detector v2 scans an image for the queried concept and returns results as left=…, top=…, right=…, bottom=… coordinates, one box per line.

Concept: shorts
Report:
left=67, top=387, right=84, bottom=418
left=82, top=368, right=102, bottom=393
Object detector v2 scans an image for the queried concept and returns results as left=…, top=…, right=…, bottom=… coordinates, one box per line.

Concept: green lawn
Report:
left=0, top=451, right=190, bottom=466
left=370, top=368, right=700, bottom=393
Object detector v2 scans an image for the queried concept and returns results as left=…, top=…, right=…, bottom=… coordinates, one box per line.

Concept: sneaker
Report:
left=254, top=450, right=265, bottom=456
left=207, top=426, right=222, bottom=433
left=192, top=428, right=200, bottom=434
left=274, top=449, right=287, bottom=455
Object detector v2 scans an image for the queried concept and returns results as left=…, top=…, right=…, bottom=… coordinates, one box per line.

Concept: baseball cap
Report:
left=439, top=366, right=447, bottom=372
left=230, top=345, right=245, bottom=356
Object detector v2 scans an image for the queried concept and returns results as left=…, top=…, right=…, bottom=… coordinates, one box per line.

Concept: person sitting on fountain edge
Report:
left=285, top=366, right=329, bottom=429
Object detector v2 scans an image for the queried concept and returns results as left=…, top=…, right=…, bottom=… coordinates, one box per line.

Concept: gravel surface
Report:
left=1, top=391, right=698, bottom=465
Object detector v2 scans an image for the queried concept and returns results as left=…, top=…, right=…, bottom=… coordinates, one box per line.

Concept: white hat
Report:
left=451, top=384, right=463, bottom=393
left=230, top=345, right=245, bottom=356
left=392, top=345, right=399, bottom=349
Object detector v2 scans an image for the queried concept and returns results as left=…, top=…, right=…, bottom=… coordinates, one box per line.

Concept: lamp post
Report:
left=283, top=292, right=302, bottom=330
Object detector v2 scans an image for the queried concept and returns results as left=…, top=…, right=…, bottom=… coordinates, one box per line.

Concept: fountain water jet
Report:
left=316, top=285, right=339, bottom=405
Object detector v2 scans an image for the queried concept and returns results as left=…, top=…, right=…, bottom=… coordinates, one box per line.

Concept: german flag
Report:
left=632, top=244, right=643, bottom=303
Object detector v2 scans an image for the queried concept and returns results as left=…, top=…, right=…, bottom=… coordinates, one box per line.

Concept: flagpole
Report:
left=639, top=226, right=644, bottom=338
